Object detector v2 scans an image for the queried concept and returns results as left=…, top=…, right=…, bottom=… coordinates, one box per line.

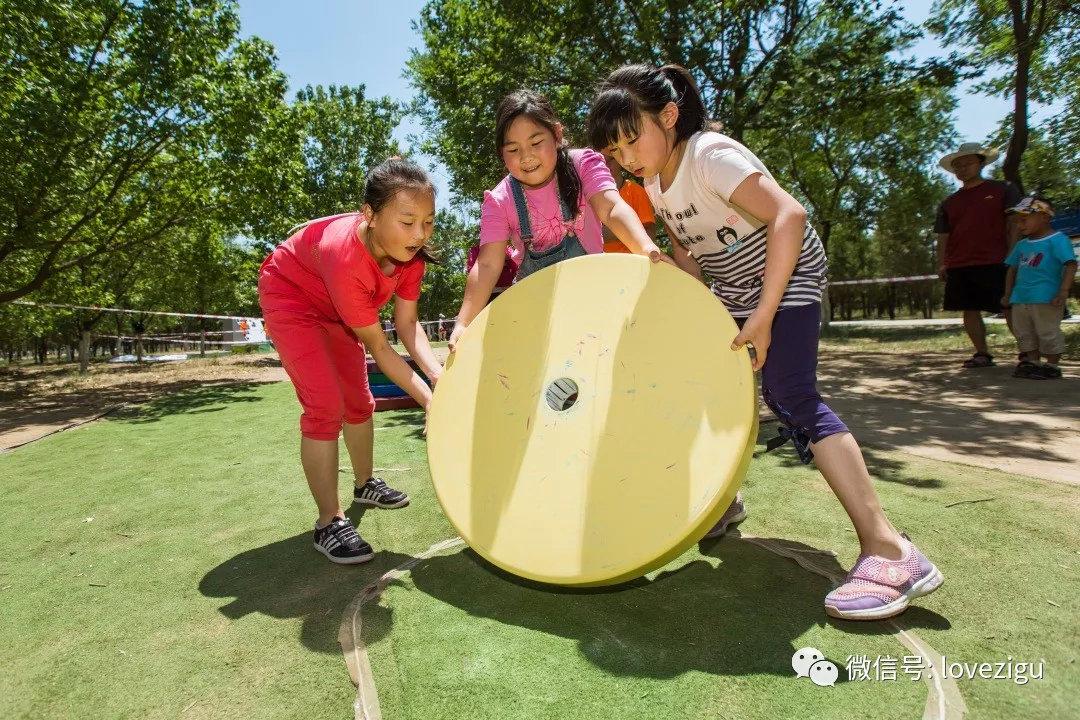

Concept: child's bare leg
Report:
left=1046, top=353, right=1061, bottom=364
left=811, top=432, right=904, bottom=560
left=342, top=419, right=375, bottom=486
left=300, top=437, right=342, bottom=525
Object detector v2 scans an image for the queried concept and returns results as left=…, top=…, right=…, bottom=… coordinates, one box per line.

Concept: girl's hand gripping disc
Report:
left=427, top=254, right=757, bottom=586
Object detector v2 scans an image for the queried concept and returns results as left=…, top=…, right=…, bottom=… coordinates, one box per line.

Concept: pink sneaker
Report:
left=703, top=492, right=747, bottom=539
left=824, top=535, right=943, bottom=621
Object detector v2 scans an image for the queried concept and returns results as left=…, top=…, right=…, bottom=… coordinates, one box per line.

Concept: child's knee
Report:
left=299, top=396, right=347, bottom=440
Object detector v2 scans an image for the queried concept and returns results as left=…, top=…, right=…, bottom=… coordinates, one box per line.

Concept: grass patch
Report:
left=821, top=321, right=1080, bottom=357
left=0, top=382, right=1076, bottom=718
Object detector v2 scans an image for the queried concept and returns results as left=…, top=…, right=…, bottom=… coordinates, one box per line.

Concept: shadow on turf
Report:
left=113, top=381, right=266, bottom=424
left=367, top=536, right=950, bottom=681
left=198, top=506, right=408, bottom=655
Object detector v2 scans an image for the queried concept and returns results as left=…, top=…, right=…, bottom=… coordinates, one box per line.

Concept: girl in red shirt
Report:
left=258, top=158, right=444, bottom=564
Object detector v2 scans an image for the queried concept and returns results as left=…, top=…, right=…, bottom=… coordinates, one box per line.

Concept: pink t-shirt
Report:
left=478, top=148, right=617, bottom=262
left=259, top=213, right=425, bottom=328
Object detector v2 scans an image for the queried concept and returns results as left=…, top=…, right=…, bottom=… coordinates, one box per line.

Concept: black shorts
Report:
left=943, top=264, right=1006, bottom=313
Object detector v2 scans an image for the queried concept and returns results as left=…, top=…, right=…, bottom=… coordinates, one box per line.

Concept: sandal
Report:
left=1013, top=361, right=1043, bottom=379
left=962, top=352, right=994, bottom=368
left=1036, top=364, right=1062, bottom=379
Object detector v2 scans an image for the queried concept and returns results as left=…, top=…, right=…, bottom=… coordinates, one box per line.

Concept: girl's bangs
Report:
left=588, top=89, right=643, bottom=150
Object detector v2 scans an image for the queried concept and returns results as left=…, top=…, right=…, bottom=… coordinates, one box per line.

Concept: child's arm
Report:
left=589, top=190, right=673, bottom=264
left=449, top=242, right=506, bottom=351
left=666, top=222, right=704, bottom=282
left=727, top=173, right=807, bottom=370
left=393, top=298, right=444, bottom=386
left=1002, top=265, right=1017, bottom=307
left=1052, top=261, right=1077, bottom=308
left=352, top=323, right=433, bottom=411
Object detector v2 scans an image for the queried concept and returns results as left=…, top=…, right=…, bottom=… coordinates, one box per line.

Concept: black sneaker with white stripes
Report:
left=313, top=517, right=374, bottom=564
left=353, top=477, right=410, bottom=509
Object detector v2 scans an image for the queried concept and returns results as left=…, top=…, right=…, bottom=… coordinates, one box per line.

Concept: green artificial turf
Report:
left=0, top=380, right=1076, bottom=719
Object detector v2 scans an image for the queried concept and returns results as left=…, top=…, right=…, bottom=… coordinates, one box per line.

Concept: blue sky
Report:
left=235, top=0, right=1061, bottom=204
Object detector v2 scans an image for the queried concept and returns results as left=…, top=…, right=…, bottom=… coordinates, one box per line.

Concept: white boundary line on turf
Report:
left=339, top=534, right=965, bottom=720
left=339, top=537, right=466, bottom=720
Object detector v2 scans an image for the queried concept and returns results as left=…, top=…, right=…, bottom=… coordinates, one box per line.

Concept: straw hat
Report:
left=939, top=142, right=1000, bottom=171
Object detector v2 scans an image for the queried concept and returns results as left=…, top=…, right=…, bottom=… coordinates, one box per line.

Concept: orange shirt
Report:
left=604, top=180, right=656, bottom=253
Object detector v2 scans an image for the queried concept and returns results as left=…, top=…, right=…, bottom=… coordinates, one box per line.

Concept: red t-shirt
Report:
left=259, top=213, right=425, bottom=327
left=934, top=180, right=1021, bottom=268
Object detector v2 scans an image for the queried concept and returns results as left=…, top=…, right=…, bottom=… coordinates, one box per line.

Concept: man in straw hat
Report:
left=934, top=142, right=1022, bottom=368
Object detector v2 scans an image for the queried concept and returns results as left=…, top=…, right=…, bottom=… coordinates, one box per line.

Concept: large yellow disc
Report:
left=427, top=254, right=757, bottom=586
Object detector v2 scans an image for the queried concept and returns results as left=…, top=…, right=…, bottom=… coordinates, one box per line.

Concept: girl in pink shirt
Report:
left=449, top=90, right=672, bottom=350
left=258, top=158, right=444, bottom=565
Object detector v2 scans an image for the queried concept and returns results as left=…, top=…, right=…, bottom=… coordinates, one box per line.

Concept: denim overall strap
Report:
left=508, top=177, right=534, bottom=248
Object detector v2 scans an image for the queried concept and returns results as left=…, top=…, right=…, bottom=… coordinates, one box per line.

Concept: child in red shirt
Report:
left=258, top=158, right=444, bottom=564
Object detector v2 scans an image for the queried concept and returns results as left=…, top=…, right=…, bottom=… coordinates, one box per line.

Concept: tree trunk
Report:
left=1002, top=4, right=1030, bottom=193
left=78, top=329, right=91, bottom=374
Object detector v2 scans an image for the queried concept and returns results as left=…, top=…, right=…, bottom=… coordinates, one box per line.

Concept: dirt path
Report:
left=3, top=349, right=1076, bottom=486
left=0, top=354, right=286, bottom=450
left=817, top=351, right=1079, bottom=486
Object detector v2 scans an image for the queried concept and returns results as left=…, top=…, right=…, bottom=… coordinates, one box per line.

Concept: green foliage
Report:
left=1, top=2, right=407, bottom=364
left=0, top=0, right=288, bottom=303
left=408, top=0, right=923, bottom=202
left=409, top=0, right=960, bottom=289
left=418, top=209, right=476, bottom=319
left=989, top=122, right=1080, bottom=207
left=927, top=0, right=1077, bottom=188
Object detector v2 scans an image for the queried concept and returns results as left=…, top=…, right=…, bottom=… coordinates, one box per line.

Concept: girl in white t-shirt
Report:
left=587, top=64, right=944, bottom=622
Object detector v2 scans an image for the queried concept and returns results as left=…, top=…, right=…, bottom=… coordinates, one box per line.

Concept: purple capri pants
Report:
left=738, top=302, right=848, bottom=462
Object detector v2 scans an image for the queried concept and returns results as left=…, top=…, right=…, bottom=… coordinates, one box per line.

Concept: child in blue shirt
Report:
left=1002, top=197, right=1077, bottom=379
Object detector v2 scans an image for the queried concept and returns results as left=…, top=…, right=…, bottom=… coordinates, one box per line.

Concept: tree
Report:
left=242, top=85, right=405, bottom=250
left=407, top=0, right=957, bottom=204
left=755, top=4, right=956, bottom=254
left=988, top=122, right=1080, bottom=207
left=928, top=0, right=1077, bottom=193
left=0, top=0, right=287, bottom=303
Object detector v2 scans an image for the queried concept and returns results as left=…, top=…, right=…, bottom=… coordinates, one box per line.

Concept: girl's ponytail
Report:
left=554, top=144, right=582, bottom=219
left=659, top=65, right=708, bottom=142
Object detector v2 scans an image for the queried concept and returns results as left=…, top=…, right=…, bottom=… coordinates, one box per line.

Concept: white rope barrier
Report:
left=829, top=274, right=938, bottom=287
left=12, top=300, right=252, bottom=321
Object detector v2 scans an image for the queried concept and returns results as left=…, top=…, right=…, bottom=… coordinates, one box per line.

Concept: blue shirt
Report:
left=1004, top=231, right=1077, bottom=304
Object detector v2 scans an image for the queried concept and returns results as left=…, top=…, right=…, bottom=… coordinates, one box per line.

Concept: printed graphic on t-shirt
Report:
left=658, top=205, right=742, bottom=254
left=1020, top=251, right=1044, bottom=268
